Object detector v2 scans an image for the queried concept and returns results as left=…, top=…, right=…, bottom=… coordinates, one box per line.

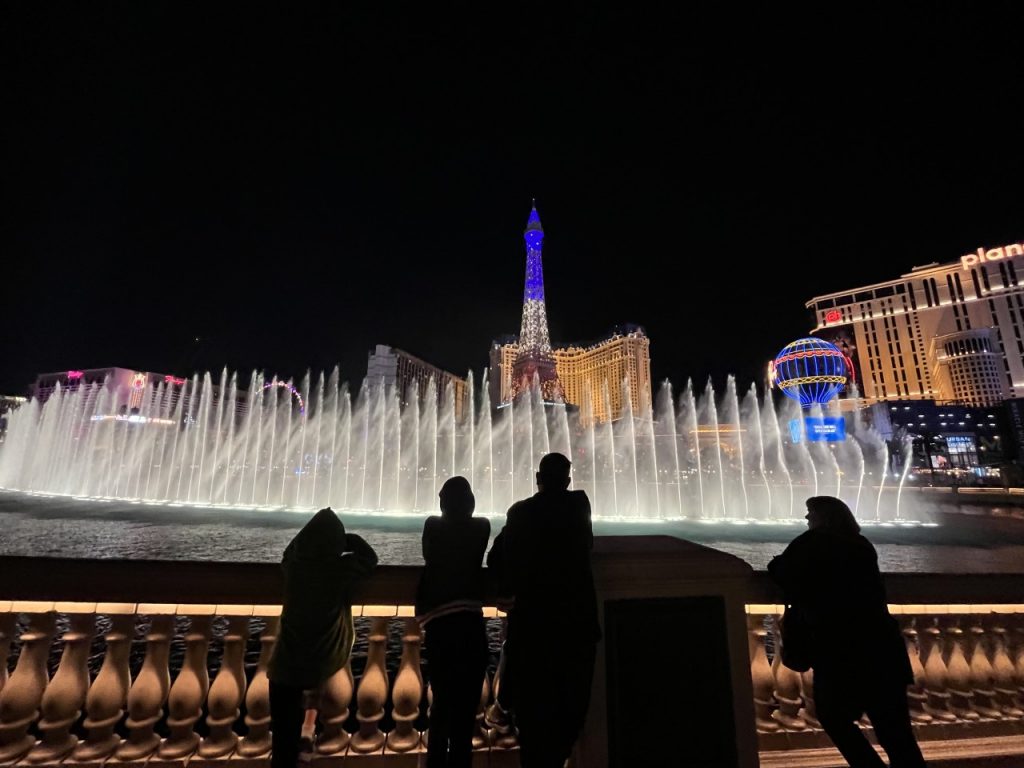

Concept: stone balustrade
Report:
left=7, top=544, right=1024, bottom=766
left=747, top=572, right=1024, bottom=767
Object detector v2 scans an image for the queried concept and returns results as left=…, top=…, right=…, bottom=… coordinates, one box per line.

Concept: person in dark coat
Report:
left=267, top=508, right=378, bottom=768
left=768, top=496, right=925, bottom=768
left=415, top=476, right=490, bottom=768
left=486, top=452, right=600, bottom=768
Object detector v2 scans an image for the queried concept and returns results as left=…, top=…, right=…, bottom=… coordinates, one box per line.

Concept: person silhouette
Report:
left=267, top=508, right=378, bottom=768
left=415, top=476, right=490, bottom=768
left=768, top=496, right=925, bottom=768
left=487, top=452, right=600, bottom=768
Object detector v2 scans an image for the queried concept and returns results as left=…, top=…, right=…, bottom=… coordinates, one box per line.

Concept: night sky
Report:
left=4, top=6, right=1023, bottom=396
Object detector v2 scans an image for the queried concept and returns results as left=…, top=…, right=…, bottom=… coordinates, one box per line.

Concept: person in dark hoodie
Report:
left=415, top=476, right=490, bottom=768
left=486, top=452, right=599, bottom=768
left=768, top=496, right=925, bottom=768
left=267, top=508, right=378, bottom=768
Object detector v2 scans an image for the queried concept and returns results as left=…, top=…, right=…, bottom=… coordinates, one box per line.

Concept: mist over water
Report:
left=0, top=369, right=923, bottom=522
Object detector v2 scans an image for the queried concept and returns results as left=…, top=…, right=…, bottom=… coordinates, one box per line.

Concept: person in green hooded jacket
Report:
left=268, top=507, right=378, bottom=768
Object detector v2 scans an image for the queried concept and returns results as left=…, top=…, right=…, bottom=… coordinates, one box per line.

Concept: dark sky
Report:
left=3, top=6, right=1023, bottom=395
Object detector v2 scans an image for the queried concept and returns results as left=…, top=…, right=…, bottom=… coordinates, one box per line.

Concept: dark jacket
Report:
left=414, top=515, right=490, bottom=623
left=487, top=488, right=600, bottom=642
left=267, top=508, right=378, bottom=688
left=768, top=529, right=911, bottom=686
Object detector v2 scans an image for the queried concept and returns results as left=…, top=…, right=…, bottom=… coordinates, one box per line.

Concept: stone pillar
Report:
left=945, top=610, right=980, bottom=720
left=29, top=606, right=96, bottom=762
left=317, top=661, right=354, bottom=755
left=74, top=607, right=134, bottom=761
left=798, top=667, right=820, bottom=728
left=921, top=613, right=956, bottom=722
left=989, top=608, right=1023, bottom=718
left=967, top=610, right=1002, bottom=719
left=747, top=610, right=779, bottom=732
left=485, top=621, right=517, bottom=750
left=159, top=612, right=212, bottom=759
left=901, top=612, right=932, bottom=724
left=350, top=616, right=388, bottom=754
left=386, top=617, right=423, bottom=752
left=0, top=607, right=57, bottom=763
left=473, top=670, right=490, bottom=750
left=578, top=538, right=759, bottom=768
left=116, top=608, right=175, bottom=761
left=0, top=608, right=16, bottom=697
left=199, top=612, right=250, bottom=757
left=238, top=612, right=279, bottom=758
left=770, top=609, right=806, bottom=730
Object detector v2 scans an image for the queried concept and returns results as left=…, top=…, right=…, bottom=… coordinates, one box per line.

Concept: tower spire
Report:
left=512, top=201, right=563, bottom=402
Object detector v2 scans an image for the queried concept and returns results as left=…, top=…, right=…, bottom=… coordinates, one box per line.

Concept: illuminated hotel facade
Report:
left=806, top=241, right=1024, bottom=407
left=489, top=327, right=652, bottom=423
left=366, top=344, right=468, bottom=420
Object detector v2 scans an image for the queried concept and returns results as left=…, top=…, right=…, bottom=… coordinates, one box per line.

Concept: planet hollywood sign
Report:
left=961, top=242, right=1024, bottom=270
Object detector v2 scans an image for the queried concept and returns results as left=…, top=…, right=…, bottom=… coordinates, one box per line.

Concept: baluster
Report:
left=0, top=607, right=57, bottom=763
left=74, top=607, right=134, bottom=761
left=350, top=615, right=388, bottom=754
left=29, top=606, right=95, bottom=762
left=199, top=612, right=250, bottom=758
left=473, top=670, right=490, bottom=749
left=486, top=617, right=518, bottom=750
left=747, top=610, right=779, bottom=732
left=902, top=612, right=932, bottom=724
left=967, top=609, right=1002, bottom=719
left=945, top=610, right=980, bottom=720
left=422, top=682, right=432, bottom=750
left=1014, top=612, right=1024, bottom=711
left=159, top=612, right=212, bottom=758
left=317, top=660, right=354, bottom=755
left=0, top=608, right=16, bottom=697
left=990, top=608, right=1023, bottom=719
left=921, top=612, right=956, bottom=722
left=770, top=610, right=806, bottom=730
left=116, top=608, right=175, bottom=760
left=798, top=667, right=820, bottom=729
left=238, top=612, right=279, bottom=758
left=386, top=617, right=424, bottom=753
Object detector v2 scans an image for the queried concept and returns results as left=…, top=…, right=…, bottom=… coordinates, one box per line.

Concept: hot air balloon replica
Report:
left=770, top=337, right=852, bottom=441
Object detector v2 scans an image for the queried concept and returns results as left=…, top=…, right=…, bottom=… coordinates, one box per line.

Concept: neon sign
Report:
left=67, top=370, right=84, bottom=380
left=824, top=309, right=841, bottom=324
left=961, top=243, right=1024, bottom=270
left=164, top=375, right=187, bottom=386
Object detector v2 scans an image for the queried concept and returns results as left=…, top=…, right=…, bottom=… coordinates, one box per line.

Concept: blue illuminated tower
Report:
left=511, top=201, right=564, bottom=402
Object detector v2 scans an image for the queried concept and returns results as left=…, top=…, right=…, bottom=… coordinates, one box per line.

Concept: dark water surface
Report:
left=3, top=491, right=1024, bottom=572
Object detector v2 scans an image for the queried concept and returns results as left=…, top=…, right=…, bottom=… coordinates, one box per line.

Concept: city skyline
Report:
left=4, top=7, right=1024, bottom=396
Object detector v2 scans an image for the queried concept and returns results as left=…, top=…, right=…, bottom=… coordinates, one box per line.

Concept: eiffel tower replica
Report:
left=510, top=201, right=565, bottom=403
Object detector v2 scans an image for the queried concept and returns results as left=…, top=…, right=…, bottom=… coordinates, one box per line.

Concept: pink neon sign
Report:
left=164, top=375, right=187, bottom=386
left=67, top=370, right=84, bottom=380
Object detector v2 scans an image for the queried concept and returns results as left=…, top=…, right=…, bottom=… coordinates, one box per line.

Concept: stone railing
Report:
left=0, top=558, right=518, bottom=767
left=7, top=542, right=1024, bottom=766
left=747, top=572, right=1024, bottom=767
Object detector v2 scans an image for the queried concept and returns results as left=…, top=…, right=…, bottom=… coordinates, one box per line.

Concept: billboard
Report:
left=788, top=416, right=847, bottom=443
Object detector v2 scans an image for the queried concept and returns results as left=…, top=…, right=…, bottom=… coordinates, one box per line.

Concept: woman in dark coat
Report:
left=415, top=476, right=490, bottom=768
left=768, top=496, right=926, bottom=768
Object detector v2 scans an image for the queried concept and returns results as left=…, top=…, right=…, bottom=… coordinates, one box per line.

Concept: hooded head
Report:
left=285, top=507, right=347, bottom=560
left=438, top=476, right=475, bottom=521
left=805, top=496, right=861, bottom=536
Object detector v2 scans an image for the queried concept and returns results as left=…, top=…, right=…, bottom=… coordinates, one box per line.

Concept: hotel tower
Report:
left=806, top=241, right=1024, bottom=407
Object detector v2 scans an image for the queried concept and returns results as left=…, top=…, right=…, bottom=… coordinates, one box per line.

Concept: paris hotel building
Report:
left=806, top=241, right=1024, bottom=407
left=489, top=326, right=652, bottom=423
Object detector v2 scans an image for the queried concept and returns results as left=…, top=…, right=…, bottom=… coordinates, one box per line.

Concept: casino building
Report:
left=806, top=241, right=1024, bottom=407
